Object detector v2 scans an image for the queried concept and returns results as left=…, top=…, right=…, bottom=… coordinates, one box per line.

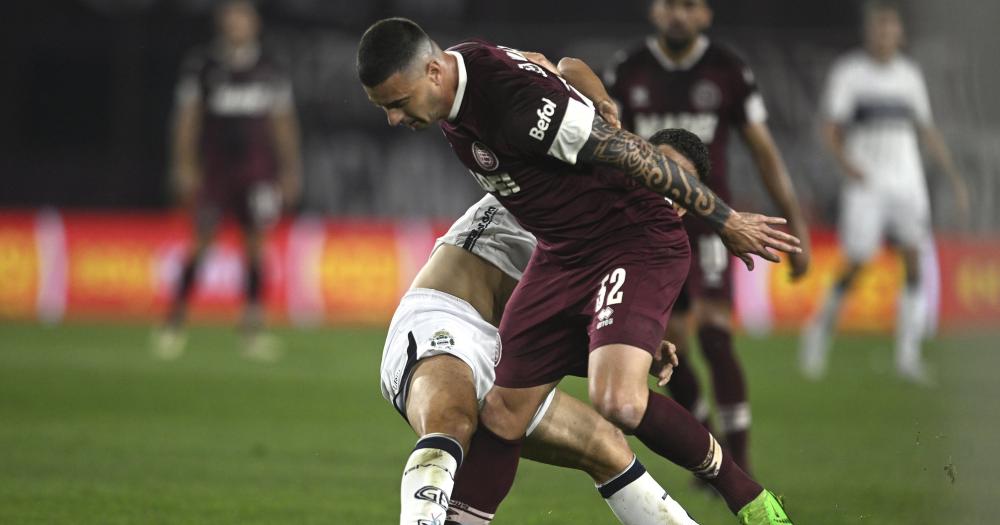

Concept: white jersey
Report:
left=823, top=50, right=932, bottom=192
left=433, top=194, right=536, bottom=280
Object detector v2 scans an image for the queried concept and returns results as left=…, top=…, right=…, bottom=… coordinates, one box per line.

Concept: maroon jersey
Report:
left=175, top=45, right=293, bottom=184
left=607, top=36, right=767, bottom=209
left=440, top=40, right=682, bottom=266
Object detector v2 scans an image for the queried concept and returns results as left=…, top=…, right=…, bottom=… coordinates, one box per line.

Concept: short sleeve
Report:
left=911, top=66, right=933, bottom=125
left=732, top=61, right=768, bottom=125
left=822, top=59, right=853, bottom=124
left=495, top=66, right=596, bottom=165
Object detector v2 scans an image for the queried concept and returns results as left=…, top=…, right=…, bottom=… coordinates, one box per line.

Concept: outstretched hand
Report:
left=719, top=212, right=802, bottom=271
left=650, top=340, right=680, bottom=387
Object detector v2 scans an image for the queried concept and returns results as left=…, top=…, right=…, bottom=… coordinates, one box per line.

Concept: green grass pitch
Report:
left=0, top=322, right=997, bottom=524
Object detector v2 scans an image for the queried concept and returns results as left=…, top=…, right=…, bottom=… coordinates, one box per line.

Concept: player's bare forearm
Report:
left=821, top=121, right=862, bottom=181
left=557, top=57, right=620, bottom=128
left=745, top=124, right=808, bottom=234
left=272, top=110, right=303, bottom=206
left=578, top=115, right=733, bottom=230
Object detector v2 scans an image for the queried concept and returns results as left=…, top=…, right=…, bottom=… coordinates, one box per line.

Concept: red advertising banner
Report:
left=1, top=210, right=997, bottom=331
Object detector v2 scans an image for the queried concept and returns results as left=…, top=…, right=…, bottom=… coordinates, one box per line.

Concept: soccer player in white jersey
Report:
left=801, top=0, right=969, bottom=384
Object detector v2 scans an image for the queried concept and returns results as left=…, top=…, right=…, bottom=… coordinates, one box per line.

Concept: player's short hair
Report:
left=863, top=0, right=901, bottom=20
left=357, top=18, right=432, bottom=87
left=648, top=128, right=711, bottom=180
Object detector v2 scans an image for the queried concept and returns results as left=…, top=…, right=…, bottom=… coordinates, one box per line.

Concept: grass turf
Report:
left=0, top=322, right=996, bottom=524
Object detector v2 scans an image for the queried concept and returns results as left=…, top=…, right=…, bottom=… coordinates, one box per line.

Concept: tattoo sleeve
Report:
left=578, top=115, right=733, bottom=230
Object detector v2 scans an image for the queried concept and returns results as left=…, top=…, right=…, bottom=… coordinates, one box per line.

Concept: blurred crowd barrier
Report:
left=2, top=209, right=999, bottom=332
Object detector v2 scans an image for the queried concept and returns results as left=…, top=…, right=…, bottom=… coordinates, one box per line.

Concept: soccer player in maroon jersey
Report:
left=154, top=0, right=302, bottom=361
left=357, top=18, right=798, bottom=524
left=606, top=0, right=812, bottom=474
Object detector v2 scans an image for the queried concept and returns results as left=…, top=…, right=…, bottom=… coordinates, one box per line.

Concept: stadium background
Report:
left=1, top=0, right=999, bottom=523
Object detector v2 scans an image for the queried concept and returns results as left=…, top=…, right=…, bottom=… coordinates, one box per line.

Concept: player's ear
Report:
left=426, top=57, right=443, bottom=86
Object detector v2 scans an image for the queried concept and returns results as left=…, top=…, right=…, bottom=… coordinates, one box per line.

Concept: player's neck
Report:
left=658, top=35, right=700, bottom=63
left=219, top=40, right=260, bottom=68
left=865, top=45, right=897, bottom=64
left=441, top=52, right=461, bottom=121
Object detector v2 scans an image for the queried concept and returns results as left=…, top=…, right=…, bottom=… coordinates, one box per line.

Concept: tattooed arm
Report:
left=577, top=115, right=801, bottom=268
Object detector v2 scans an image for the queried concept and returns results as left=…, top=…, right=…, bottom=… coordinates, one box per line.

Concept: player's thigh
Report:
left=839, top=183, right=884, bottom=263
left=480, top=381, right=558, bottom=441
left=521, top=389, right=633, bottom=483
left=695, top=296, right=733, bottom=331
left=886, top=190, right=930, bottom=281
left=588, top=343, right=655, bottom=428
left=405, top=354, right=479, bottom=441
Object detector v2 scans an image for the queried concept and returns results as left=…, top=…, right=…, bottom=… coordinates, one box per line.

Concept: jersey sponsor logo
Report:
left=429, top=329, right=455, bottom=351
left=691, top=79, right=722, bottom=111
left=471, top=142, right=499, bottom=171
left=207, top=83, right=275, bottom=116
left=529, top=97, right=558, bottom=141
left=469, top=170, right=521, bottom=196
left=634, top=112, right=719, bottom=143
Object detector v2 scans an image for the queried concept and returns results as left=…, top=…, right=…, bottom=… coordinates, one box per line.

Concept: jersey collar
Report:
left=445, top=50, right=468, bottom=122
left=646, top=35, right=709, bottom=71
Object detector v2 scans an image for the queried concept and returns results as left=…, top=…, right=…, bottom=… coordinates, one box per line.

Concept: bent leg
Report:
left=400, top=355, right=479, bottom=525
left=522, top=389, right=696, bottom=525
left=590, top=343, right=763, bottom=515
left=696, top=298, right=752, bottom=473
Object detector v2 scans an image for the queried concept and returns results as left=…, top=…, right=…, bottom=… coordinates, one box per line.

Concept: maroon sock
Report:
left=699, top=325, right=751, bottom=472
left=633, top=391, right=761, bottom=514
left=450, top=425, right=522, bottom=514
left=665, top=360, right=714, bottom=427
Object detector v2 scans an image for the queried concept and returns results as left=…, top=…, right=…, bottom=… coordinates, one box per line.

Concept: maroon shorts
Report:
left=197, top=175, right=280, bottom=233
left=495, top=226, right=690, bottom=388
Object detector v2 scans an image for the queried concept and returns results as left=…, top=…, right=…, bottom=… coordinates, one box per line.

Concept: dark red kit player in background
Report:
left=154, top=0, right=302, bottom=361
left=607, top=0, right=811, bottom=474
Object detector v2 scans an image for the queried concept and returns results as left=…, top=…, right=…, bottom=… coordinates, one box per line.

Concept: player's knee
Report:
left=590, top=388, right=648, bottom=431
left=435, top=405, right=478, bottom=444
left=480, top=390, right=531, bottom=441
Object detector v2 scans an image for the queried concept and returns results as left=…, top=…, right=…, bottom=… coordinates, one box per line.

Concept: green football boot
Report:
left=737, top=490, right=793, bottom=525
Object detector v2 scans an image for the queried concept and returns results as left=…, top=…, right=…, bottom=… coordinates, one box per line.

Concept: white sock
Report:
left=896, top=284, right=926, bottom=371
left=717, top=402, right=751, bottom=435
left=400, top=434, right=463, bottom=525
left=815, top=284, right=845, bottom=333
left=598, top=458, right=698, bottom=525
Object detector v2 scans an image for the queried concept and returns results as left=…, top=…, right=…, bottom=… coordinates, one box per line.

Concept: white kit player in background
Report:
left=801, top=0, right=969, bottom=385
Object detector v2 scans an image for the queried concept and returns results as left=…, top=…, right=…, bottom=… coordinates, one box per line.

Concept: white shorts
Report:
left=380, top=288, right=500, bottom=417
left=838, top=181, right=930, bottom=262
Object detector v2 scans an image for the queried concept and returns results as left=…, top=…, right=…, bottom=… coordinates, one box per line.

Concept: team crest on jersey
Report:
left=691, top=79, right=722, bottom=111
left=630, top=86, right=650, bottom=108
left=471, top=142, right=499, bottom=172
left=429, top=330, right=455, bottom=351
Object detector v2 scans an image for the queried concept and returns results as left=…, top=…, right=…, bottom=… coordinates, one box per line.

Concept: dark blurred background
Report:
left=3, top=0, right=998, bottom=229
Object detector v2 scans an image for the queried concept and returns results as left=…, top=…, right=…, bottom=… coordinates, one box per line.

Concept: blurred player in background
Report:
left=606, top=0, right=811, bottom=474
left=801, top=0, right=969, bottom=385
left=154, top=0, right=302, bottom=360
